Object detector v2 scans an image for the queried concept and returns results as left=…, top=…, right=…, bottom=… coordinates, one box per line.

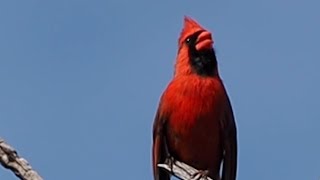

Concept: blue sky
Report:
left=0, top=1, right=319, bottom=180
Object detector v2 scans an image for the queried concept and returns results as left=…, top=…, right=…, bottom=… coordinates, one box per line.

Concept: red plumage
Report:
left=152, top=16, right=237, bottom=180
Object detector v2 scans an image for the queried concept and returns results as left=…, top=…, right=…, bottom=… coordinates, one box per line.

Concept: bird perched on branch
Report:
left=152, top=16, right=237, bottom=180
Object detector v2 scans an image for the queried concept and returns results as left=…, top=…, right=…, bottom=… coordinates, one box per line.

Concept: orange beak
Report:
left=195, top=31, right=213, bottom=51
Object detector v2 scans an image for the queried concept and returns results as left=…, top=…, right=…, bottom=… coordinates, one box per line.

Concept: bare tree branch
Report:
left=157, top=158, right=215, bottom=180
left=0, top=138, right=43, bottom=180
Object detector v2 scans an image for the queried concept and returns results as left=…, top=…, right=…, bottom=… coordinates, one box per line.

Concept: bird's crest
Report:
left=178, top=16, right=211, bottom=46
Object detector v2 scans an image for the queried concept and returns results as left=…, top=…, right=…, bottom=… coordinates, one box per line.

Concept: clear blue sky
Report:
left=0, top=1, right=319, bottom=180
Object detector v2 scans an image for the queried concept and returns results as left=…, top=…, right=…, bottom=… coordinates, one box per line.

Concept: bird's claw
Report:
left=191, top=170, right=210, bottom=180
left=164, top=156, right=175, bottom=173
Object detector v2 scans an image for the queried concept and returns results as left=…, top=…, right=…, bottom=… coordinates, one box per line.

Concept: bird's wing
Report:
left=220, top=94, right=238, bottom=180
left=152, top=106, right=170, bottom=180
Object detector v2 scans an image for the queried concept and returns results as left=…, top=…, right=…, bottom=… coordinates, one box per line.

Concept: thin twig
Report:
left=0, top=138, right=43, bottom=180
left=157, top=158, right=214, bottom=180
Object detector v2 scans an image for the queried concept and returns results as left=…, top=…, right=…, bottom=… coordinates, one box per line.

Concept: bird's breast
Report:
left=163, top=76, right=225, bottom=132
left=162, top=76, right=226, bottom=172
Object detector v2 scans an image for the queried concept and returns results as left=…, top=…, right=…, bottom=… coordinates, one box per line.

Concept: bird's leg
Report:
left=164, top=136, right=175, bottom=174
left=164, top=155, right=175, bottom=173
left=191, top=169, right=210, bottom=180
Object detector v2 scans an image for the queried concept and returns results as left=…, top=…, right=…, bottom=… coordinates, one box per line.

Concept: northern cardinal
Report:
left=152, top=17, right=237, bottom=180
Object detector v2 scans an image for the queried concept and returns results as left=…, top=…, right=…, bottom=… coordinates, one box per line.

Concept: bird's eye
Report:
left=185, top=38, right=191, bottom=44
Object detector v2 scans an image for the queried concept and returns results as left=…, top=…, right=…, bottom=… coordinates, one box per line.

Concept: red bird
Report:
left=152, top=17, right=237, bottom=180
